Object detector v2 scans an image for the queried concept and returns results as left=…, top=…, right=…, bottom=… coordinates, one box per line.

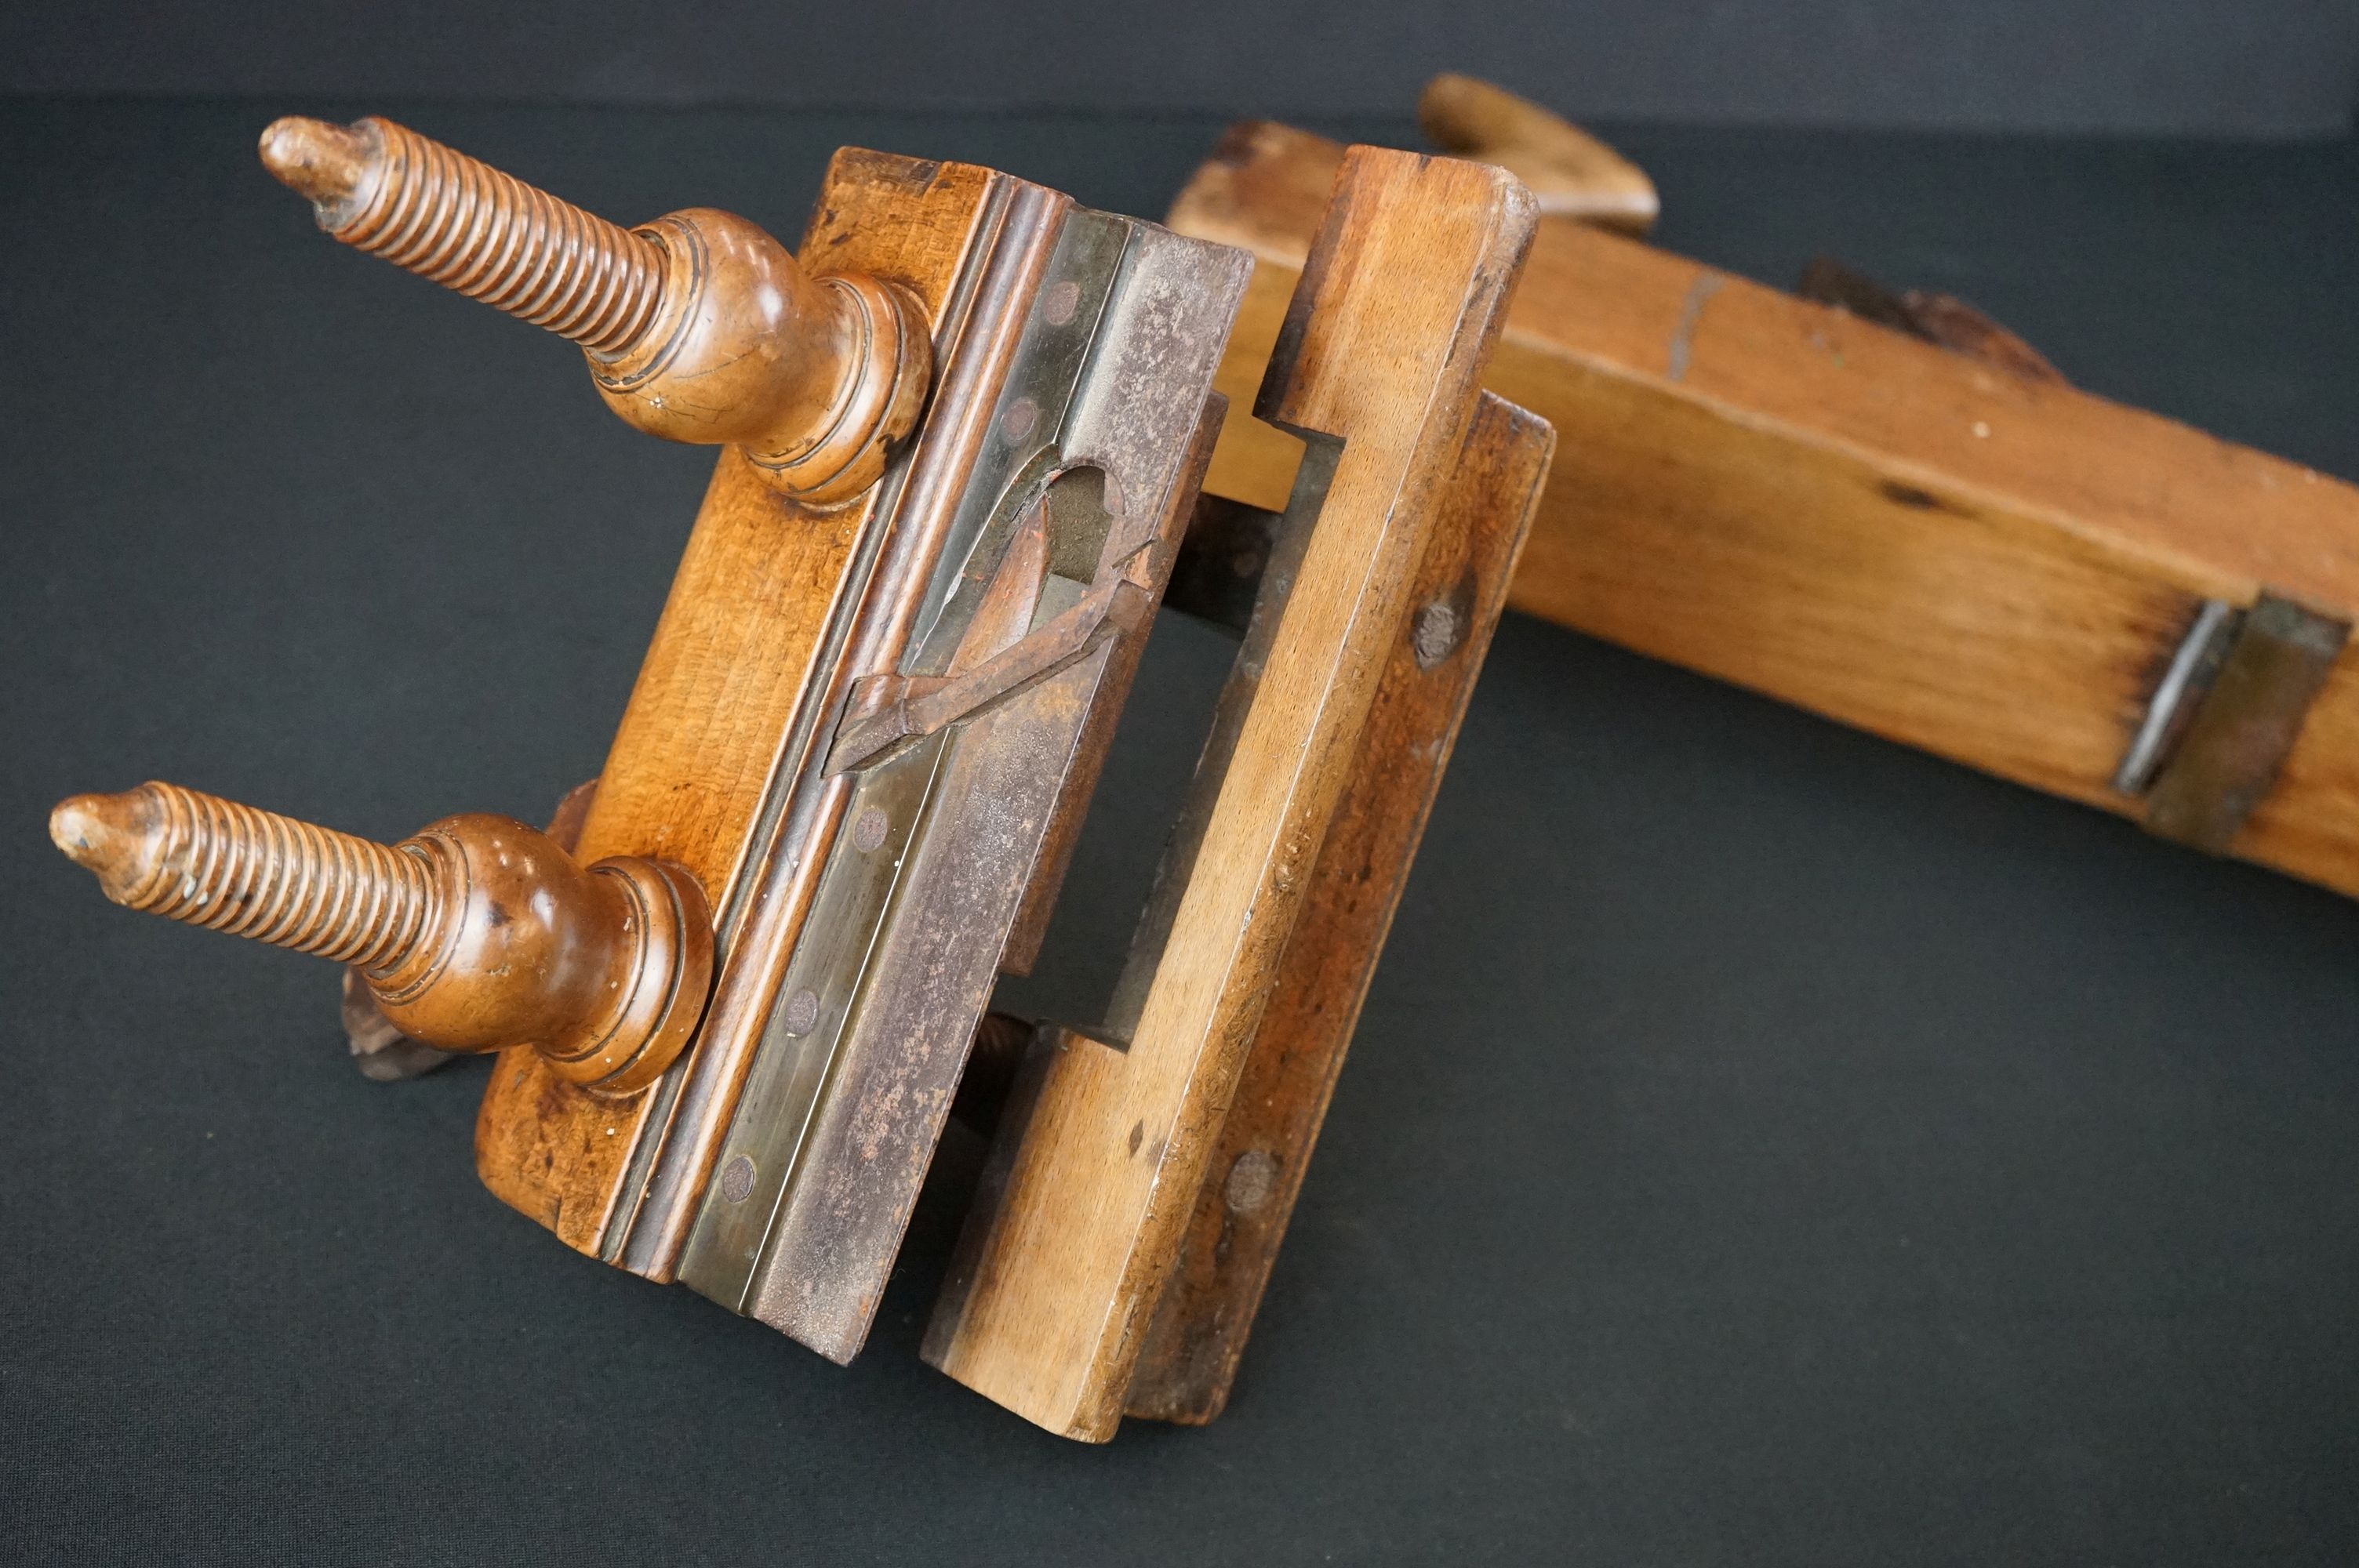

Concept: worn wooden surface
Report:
left=1123, top=390, right=1552, bottom=1425
left=1794, top=256, right=2064, bottom=385
left=925, top=146, right=1536, bottom=1439
left=474, top=152, right=1002, bottom=1254
left=1416, top=73, right=1656, bottom=234
left=1171, top=120, right=2359, bottom=901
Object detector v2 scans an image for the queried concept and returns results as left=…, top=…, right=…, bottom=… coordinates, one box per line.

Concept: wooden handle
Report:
left=52, top=782, right=713, bottom=1094
left=260, top=114, right=930, bottom=502
left=1416, top=73, right=1659, bottom=234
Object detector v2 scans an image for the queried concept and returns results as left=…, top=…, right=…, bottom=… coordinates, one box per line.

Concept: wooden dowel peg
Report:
left=259, top=114, right=931, bottom=503
left=52, top=782, right=713, bottom=1095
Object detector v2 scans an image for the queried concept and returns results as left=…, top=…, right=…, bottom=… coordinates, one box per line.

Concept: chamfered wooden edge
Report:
left=472, top=151, right=1007, bottom=1255
left=1170, top=119, right=2359, bottom=904
left=1121, top=390, right=1554, bottom=1424
left=921, top=145, right=1537, bottom=1441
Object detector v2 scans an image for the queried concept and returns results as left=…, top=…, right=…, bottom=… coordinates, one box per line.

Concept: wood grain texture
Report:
left=1416, top=73, right=1657, bottom=234
left=474, top=153, right=1001, bottom=1254
left=924, top=147, right=1536, bottom=1440
left=1123, top=391, right=1553, bottom=1425
left=1171, top=121, right=2359, bottom=899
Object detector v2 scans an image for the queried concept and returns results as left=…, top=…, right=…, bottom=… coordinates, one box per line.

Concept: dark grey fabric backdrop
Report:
left=5, top=93, right=2359, bottom=1565
left=3, top=1, right=2356, bottom=134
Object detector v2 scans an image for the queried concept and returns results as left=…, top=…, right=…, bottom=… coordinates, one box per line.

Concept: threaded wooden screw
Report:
left=256, top=108, right=930, bottom=503
left=49, top=782, right=438, bottom=971
left=259, top=114, right=665, bottom=356
left=53, top=780, right=718, bottom=1092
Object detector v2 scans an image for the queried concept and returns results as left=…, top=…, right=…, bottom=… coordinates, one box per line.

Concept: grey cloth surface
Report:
left=3, top=3, right=2356, bottom=134
left=4, top=98, right=2357, bottom=1565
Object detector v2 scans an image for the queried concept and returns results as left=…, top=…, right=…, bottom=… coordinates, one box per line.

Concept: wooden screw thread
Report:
left=260, top=115, right=663, bottom=355
left=49, top=782, right=439, bottom=972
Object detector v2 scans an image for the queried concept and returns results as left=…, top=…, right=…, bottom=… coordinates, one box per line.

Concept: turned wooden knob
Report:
left=51, top=782, right=714, bottom=1094
left=257, top=114, right=930, bottom=503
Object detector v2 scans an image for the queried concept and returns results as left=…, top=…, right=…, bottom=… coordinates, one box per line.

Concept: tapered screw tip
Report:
left=49, top=789, right=160, bottom=902
left=259, top=116, right=376, bottom=210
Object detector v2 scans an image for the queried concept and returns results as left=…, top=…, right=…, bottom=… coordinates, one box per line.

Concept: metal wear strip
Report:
left=675, top=734, right=951, bottom=1309
left=907, top=210, right=1136, bottom=670
left=2141, top=592, right=2349, bottom=853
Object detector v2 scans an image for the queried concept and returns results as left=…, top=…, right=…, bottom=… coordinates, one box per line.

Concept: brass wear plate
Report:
left=676, top=731, right=949, bottom=1319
